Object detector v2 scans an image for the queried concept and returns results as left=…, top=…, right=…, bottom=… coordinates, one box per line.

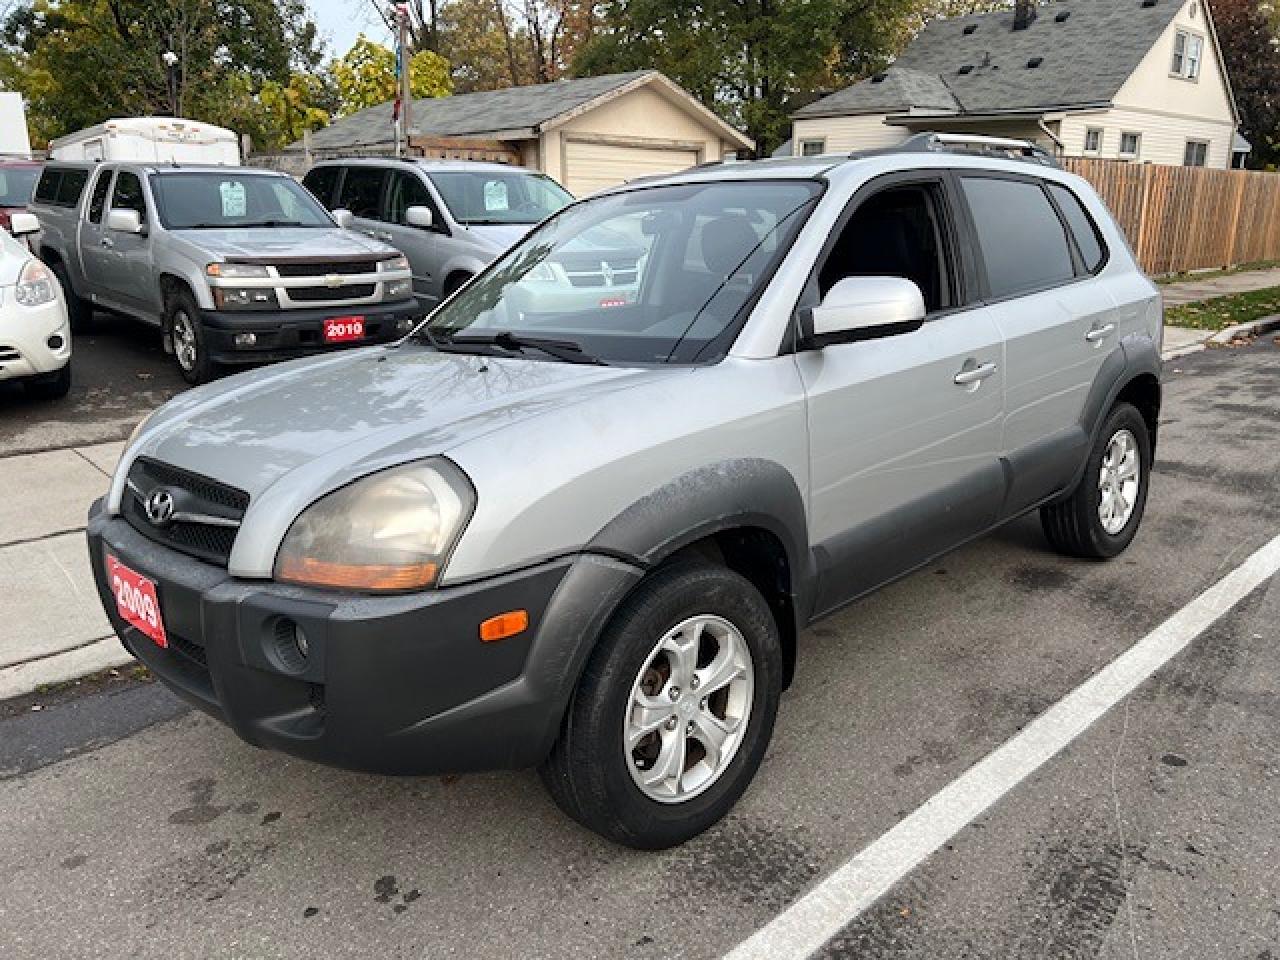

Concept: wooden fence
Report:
left=1063, top=158, right=1280, bottom=276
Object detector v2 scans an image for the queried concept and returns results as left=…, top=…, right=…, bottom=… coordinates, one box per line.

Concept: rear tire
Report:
left=24, top=361, right=71, bottom=400
left=49, top=261, right=93, bottom=333
left=539, top=562, right=783, bottom=849
left=165, top=289, right=216, bottom=385
left=1041, top=402, right=1151, bottom=559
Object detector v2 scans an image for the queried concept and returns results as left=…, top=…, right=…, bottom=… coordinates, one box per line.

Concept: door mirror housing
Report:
left=106, top=208, right=145, bottom=235
left=331, top=208, right=355, bottom=229
left=7, top=212, right=39, bottom=237
left=405, top=205, right=434, bottom=229
left=804, top=276, right=927, bottom=347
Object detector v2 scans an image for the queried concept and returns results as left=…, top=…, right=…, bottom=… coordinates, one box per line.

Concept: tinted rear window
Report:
left=33, top=167, right=91, bottom=208
left=302, top=166, right=341, bottom=207
left=961, top=177, right=1075, bottom=299
left=336, top=167, right=385, bottom=219
left=1048, top=183, right=1106, bottom=274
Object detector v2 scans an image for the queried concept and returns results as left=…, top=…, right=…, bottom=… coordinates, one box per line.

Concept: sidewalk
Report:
left=0, top=441, right=132, bottom=700
left=1160, top=266, right=1280, bottom=357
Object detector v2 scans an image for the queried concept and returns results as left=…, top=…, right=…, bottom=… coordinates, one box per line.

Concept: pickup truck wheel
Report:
left=166, top=292, right=216, bottom=385
left=49, top=262, right=92, bottom=333
left=1041, top=402, right=1151, bottom=559
left=539, top=562, right=783, bottom=849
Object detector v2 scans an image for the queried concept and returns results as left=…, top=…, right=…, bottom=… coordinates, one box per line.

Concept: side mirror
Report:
left=405, top=205, right=433, bottom=229
left=331, top=208, right=354, bottom=229
left=106, top=208, right=144, bottom=235
left=8, top=212, right=39, bottom=237
left=806, top=276, right=926, bottom=346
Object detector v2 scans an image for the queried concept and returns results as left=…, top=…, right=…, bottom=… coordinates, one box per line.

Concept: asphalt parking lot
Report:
left=1, top=334, right=1278, bottom=959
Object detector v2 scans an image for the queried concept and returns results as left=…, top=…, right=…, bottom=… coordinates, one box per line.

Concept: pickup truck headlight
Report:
left=378, top=255, right=411, bottom=273
left=213, top=287, right=279, bottom=310
left=274, top=459, right=475, bottom=593
left=379, top=257, right=413, bottom=300
left=207, top=263, right=271, bottom=279
left=14, top=260, right=58, bottom=306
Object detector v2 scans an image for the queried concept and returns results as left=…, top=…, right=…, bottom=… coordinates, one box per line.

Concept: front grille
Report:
left=169, top=632, right=208, bottom=668
left=123, top=458, right=249, bottom=567
left=0, top=346, right=21, bottom=364
left=563, top=257, right=640, bottom=289
left=288, top=283, right=376, bottom=302
left=275, top=261, right=378, bottom=278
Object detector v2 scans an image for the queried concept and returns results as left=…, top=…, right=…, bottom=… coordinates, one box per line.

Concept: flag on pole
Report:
left=392, top=5, right=405, bottom=122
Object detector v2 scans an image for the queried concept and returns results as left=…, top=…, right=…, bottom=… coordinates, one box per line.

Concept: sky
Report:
left=308, top=0, right=393, bottom=58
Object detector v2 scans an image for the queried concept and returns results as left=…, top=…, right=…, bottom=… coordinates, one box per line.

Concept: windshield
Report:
left=426, top=180, right=821, bottom=364
left=0, top=167, right=40, bottom=207
left=151, top=173, right=333, bottom=229
left=429, top=171, right=573, bottom=225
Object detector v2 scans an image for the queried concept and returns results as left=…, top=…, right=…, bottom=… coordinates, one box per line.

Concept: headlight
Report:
left=15, top=260, right=57, bottom=306
left=385, top=278, right=413, bottom=299
left=275, top=459, right=475, bottom=593
left=378, top=255, right=411, bottom=273
left=213, top=287, right=279, bottom=310
left=207, top=262, right=271, bottom=279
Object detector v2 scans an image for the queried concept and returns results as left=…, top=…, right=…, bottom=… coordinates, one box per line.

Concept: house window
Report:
left=1120, top=132, right=1142, bottom=158
left=1172, top=30, right=1203, bottom=79
left=800, top=139, right=826, bottom=157
left=1184, top=140, right=1209, bottom=167
left=1084, top=128, right=1103, bottom=153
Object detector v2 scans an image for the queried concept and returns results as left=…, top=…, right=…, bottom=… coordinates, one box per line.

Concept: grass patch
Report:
left=1156, top=259, right=1280, bottom=285
left=1164, top=285, right=1280, bottom=332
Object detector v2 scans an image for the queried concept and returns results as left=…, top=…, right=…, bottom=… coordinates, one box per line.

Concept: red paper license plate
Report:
left=324, top=316, right=366, bottom=343
left=106, top=554, right=167, bottom=648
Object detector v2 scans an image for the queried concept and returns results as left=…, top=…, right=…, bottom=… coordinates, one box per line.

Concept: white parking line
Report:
left=724, top=532, right=1280, bottom=960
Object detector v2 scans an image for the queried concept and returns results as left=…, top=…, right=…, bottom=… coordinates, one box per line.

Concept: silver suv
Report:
left=31, top=162, right=416, bottom=383
left=88, top=135, right=1161, bottom=849
left=302, top=159, right=573, bottom=312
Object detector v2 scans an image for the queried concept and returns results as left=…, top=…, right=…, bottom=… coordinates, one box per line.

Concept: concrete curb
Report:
left=0, top=637, right=134, bottom=702
left=1208, top=313, right=1280, bottom=347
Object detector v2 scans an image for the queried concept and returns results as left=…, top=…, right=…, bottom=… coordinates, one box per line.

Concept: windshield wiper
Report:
left=444, top=330, right=604, bottom=365
left=238, top=219, right=312, bottom=228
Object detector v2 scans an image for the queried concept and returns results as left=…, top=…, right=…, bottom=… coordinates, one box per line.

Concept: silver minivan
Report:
left=303, top=159, right=573, bottom=313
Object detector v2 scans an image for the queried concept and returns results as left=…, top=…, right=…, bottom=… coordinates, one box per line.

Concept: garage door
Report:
left=563, top=140, right=701, bottom=197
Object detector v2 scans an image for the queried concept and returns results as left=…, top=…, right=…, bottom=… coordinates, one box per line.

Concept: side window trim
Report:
left=1043, top=181, right=1110, bottom=278
left=86, top=169, right=115, bottom=224
left=953, top=170, right=1090, bottom=305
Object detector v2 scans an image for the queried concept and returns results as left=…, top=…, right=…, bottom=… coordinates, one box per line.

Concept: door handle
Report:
left=954, top=362, right=998, bottom=386
left=374, top=231, right=394, bottom=243
left=1085, top=323, right=1116, bottom=343
left=100, top=237, right=114, bottom=249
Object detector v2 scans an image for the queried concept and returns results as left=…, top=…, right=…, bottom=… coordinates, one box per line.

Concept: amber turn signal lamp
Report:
left=479, top=610, right=529, bottom=643
left=276, top=556, right=438, bottom=592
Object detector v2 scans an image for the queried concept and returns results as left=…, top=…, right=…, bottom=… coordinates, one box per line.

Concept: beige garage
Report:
left=290, top=71, right=754, bottom=195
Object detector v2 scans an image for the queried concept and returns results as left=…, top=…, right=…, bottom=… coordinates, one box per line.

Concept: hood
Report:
left=129, top=344, right=669, bottom=503
left=463, top=223, right=535, bottom=251
left=171, top=226, right=398, bottom=263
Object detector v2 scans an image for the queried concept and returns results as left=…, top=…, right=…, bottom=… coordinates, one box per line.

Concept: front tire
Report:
left=49, top=261, right=93, bottom=333
left=165, top=290, right=216, bottom=385
left=1041, top=402, right=1151, bottom=559
left=540, top=562, right=783, bottom=849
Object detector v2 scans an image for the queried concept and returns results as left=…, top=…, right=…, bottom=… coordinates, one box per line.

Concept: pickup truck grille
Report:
left=275, top=261, right=378, bottom=278
left=565, top=258, right=640, bottom=289
left=122, top=458, right=248, bottom=567
left=289, top=283, right=377, bottom=302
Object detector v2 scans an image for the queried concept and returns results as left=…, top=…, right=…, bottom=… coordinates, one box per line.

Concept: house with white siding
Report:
left=791, top=0, right=1245, bottom=169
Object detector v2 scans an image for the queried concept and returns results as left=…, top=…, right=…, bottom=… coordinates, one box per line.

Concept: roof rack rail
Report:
left=861, top=132, right=1060, bottom=168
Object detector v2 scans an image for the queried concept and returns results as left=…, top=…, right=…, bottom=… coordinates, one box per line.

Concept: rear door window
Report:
left=34, top=169, right=61, bottom=204
left=960, top=176, right=1076, bottom=299
left=336, top=167, right=386, bottom=220
left=55, top=168, right=90, bottom=207
left=1047, top=183, right=1106, bottom=274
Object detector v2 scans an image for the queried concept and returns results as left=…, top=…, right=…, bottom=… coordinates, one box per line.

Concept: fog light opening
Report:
left=234, top=332, right=258, bottom=348
left=395, top=316, right=416, bottom=334
left=47, top=334, right=65, bottom=350
left=269, top=617, right=310, bottom=674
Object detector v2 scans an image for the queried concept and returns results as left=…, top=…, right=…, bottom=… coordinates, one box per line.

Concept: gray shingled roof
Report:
left=794, top=67, right=958, bottom=119
left=795, top=0, right=1184, bottom=119
left=298, top=70, right=655, bottom=151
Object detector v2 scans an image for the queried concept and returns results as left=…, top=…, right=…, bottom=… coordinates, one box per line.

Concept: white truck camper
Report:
left=49, top=118, right=240, bottom=165
left=0, top=92, right=33, bottom=158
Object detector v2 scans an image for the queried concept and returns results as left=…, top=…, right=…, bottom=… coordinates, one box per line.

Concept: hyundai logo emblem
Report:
left=144, top=488, right=176, bottom=526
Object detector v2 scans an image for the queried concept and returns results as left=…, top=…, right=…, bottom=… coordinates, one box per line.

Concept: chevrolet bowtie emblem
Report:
left=324, top=274, right=344, bottom=288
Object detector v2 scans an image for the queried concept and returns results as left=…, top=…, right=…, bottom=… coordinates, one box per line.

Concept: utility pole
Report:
left=162, top=50, right=180, bottom=117
left=398, top=3, right=413, bottom=157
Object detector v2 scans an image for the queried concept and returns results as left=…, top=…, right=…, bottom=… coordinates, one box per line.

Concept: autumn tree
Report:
left=331, top=34, right=452, bottom=115
left=1212, top=0, right=1280, bottom=168
left=0, top=0, right=327, bottom=145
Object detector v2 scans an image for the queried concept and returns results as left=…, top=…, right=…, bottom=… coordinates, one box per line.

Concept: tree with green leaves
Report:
left=1213, top=0, right=1280, bottom=169
left=331, top=34, right=452, bottom=115
left=0, top=0, right=329, bottom=148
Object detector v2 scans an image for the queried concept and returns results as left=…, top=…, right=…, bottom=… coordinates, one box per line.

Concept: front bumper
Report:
left=0, top=292, right=71, bottom=382
left=87, top=500, right=642, bottom=775
left=197, top=298, right=420, bottom=365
